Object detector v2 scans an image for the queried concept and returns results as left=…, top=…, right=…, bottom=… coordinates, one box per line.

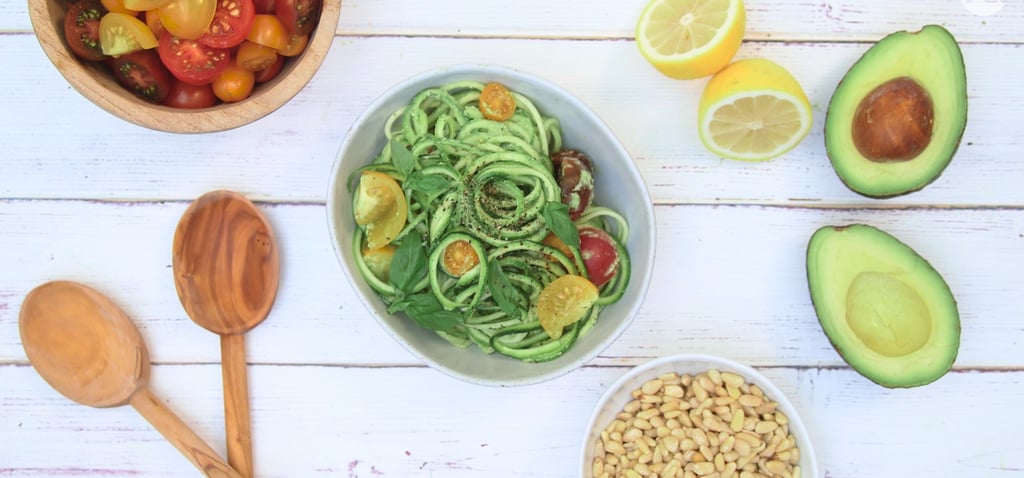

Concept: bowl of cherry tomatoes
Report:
left=28, top=0, right=341, bottom=133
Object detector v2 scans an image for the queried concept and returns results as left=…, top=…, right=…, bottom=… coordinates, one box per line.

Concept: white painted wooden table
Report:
left=2, top=1, right=1023, bottom=476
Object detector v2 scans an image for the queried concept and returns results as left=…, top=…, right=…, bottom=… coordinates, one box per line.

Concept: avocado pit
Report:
left=852, top=77, right=934, bottom=162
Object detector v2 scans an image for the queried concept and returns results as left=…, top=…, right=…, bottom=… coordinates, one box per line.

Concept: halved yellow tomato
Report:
left=246, top=14, right=289, bottom=50
left=123, top=0, right=172, bottom=10
left=100, top=0, right=138, bottom=15
left=537, top=275, right=598, bottom=339
left=236, top=40, right=278, bottom=70
left=277, top=33, right=308, bottom=57
left=99, top=12, right=159, bottom=57
left=354, top=171, right=408, bottom=251
left=441, top=240, right=480, bottom=277
left=158, top=0, right=217, bottom=39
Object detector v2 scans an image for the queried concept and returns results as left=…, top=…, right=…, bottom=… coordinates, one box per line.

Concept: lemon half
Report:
left=698, top=58, right=813, bottom=161
left=636, top=0, right=746, bottom=80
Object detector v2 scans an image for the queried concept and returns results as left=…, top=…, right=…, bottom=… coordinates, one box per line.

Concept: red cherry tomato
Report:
left=274, top=0, right=320, bottom=35
left=251, top=0, right=273, bottom=13
left=199, top=0, right=255, bottom=48
left=108, top=49, right=173, bottom=103
left=578, top=226, right=620, bottom=288
left=253, top=53, right=284, bottom=82
left=157, top=31, right=230, bottom=85
left=164, top=79, right=218, bottom=108
left=64, top=0, right=108, bottom=61
left=552, top=149, right=595, bottom=221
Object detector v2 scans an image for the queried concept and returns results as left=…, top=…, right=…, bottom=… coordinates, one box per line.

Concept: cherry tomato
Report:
left=199, top=0, right=255, bottom=48
left=122, top=0, right=171, bottom=9
left=479, top=82, right=516, bottom=121
left=109, top=49, right=172, bottom=103
left=275, top=0, right=319, bottom=35
left=537, top=275, right=598, bottom=339
left=235, top=40, right=277, bottom=70
left=64, top=0, right=108, bottom=61
left=246, top=13, right=289, bottom=50
left=99, top=12, right=158, bottom=56
left=211, top=63, right=255, bottom=102
left=253, top=53, right=284, bottom=82
left=157, top=31, right=230, bottom=85
left=277, top=33, right=307, bottom=57
left=441, top=240, right=480, bottom=277
left=578, top=226, right=620, bottom=288
left=552, top=149, right=595, bottom=220
left=251, top=0, right=273, bottom=13
left=145, top=8, right=166, bottom=37
left=164, top=79, right=217, bottom=108
left=158, top=0, right=217, bottom=39
left=100, top=0, right=136, bottom=15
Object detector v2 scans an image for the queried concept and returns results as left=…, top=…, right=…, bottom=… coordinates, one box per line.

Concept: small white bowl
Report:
left=581, top=354, right=819, bottom=477
left=326, top=64, right=656, bottom=386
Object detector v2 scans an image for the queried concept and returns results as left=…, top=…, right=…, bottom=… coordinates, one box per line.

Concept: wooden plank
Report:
left=3, top=0, right=1023, bottom=42
left=2, top=363, right=1022, bottom=476
left=1, top=200, right=1020, bottom=368
left=1, top=35, right=1021, bottom=206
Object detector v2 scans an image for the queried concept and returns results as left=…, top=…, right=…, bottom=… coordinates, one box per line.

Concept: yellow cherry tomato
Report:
left=246, top=14, right=289, bottom=50
left=99, top=12, right=159, bottom=57
left=158, top=0, right=217, bottom=39
left=537, top=275, right=598, bottom=339
left=441, top=240, right=480, bottom=277
left=211, top=63, right=255, bottom=102
left=123, top=0, right=172, bottom=10
left=101, top=0, right=138, bottom=15
left=235, top=40, right=278, bottom=71
left=277, top=33, right=308, bottom=57
left=479, top=82, right=516, bottom=121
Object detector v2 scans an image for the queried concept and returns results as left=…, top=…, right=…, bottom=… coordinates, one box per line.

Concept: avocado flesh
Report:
left=825, top=25, right=967, bottom=198
left=806, top=224, right=960, bottom=388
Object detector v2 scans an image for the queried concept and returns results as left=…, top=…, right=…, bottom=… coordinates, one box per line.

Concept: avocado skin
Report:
left=806, top=224, right=960, bottom=388
left=824, top=25, right=968, bottom=199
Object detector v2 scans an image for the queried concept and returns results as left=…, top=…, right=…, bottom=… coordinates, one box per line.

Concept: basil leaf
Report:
left=542, top=202, right=580, bottom=249
left=389, top=231, right=427, bottom=294
left=390, top=138, right=416, bottom=179
left=488, top=260, right=519, bottom=317
left=407, top=173, right=453, bottom=196
left=389, top=293, right=462, bottom=331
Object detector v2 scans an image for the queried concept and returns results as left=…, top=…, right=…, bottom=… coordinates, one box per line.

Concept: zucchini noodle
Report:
left=349, top=81, right=631, bottom=362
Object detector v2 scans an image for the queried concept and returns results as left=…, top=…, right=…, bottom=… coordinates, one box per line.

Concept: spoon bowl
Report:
left=173, top=190, right=280, bottom=478
left=19, top=280, right=241, bottom=478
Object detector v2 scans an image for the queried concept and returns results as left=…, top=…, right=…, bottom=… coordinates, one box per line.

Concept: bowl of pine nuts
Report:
left=582, top=354, right=818, bottom=478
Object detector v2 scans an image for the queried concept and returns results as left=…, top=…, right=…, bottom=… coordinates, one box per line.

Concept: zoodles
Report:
left=348, top=80, right=631, bottom=362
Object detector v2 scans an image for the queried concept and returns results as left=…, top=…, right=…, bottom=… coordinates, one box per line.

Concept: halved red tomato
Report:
left=578, top=226, right=620, bottom=288
left=64, top=0, right=108, bottom=61
left=251, top=0, right=273, bottom=13
left=109, top=49, right=173, bottom=103
left=164, top=79, right=217, bottom=108
left=274, top=0, right=319, bottom=35
left=199, top=0, right=255, bottom=48
left=157, top=31, right=230, bottom=85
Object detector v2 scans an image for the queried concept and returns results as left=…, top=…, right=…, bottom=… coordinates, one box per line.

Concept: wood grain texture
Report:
left=2, top=364, right=1022, bottom=477
left=1, top=36, right=1021, bottom=206
left=1, top=0, right=1022, bottom=476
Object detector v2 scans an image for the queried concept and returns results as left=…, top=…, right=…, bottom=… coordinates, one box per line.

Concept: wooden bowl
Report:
left=27, top=0, right=342, bottom=133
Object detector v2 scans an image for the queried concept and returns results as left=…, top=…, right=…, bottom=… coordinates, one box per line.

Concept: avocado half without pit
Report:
left=824, top=25, right=968, bottom=198
left=806, top=224, right=960, bottom=388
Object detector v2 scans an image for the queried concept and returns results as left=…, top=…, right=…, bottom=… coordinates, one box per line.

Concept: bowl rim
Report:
left=580, top=353, right=820, bottom=477
left=326, top=62, right=657, bottom=386
left=26, top=0, right=342, bottom=133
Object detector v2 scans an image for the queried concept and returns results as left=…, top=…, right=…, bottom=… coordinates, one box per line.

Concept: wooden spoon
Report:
left=172, top=190, right=280, bottom=478
left=18, top=280, right=242, bottom=478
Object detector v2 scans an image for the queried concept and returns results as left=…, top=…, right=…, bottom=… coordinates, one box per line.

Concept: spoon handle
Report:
left=222, top=333, right=254, bottom=478
left=130, top=387, right=243, bottom=478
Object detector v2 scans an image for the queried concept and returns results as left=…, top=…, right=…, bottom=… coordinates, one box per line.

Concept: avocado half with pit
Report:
left=806, top=224, right=960, bottom=388
left=824, top=25, right=967, bottom=198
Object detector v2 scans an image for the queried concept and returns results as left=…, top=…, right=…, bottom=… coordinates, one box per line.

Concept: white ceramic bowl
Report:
left=326, top=64, right=656, bottom=386
left=581, top=354, right=819, bottom=477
